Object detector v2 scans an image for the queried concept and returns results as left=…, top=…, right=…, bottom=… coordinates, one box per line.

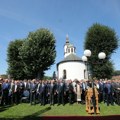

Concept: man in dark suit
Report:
left=19, top=80, right=24, bottom=100
left=13, top=80, right=20, bottom=104
left=8, top=79, right=14, bottom=104
left=38, top=80, right=47, bottom=106
left=104, top=80, right=114, bottom=106
left=30, top=79, right=37, bottom=105
left=23, top=80, right=30, bottom=91
left=57, top=80, right=66, bottom=106
left=81, top=80, right=87, bottom=104
left=1, top=79, right=10, bottom=105
left=68, top=80, right=74, bottom=104
left=114, top=80, right=120, bottom=105
left=95, top=80, right=103, bottom=103
left=48, top=80, right=57, bottom=106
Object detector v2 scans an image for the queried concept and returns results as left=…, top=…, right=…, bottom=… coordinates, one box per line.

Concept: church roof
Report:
left=57, top=53, right=83, bottom=66
left=67, top=43, right=74, bottom=48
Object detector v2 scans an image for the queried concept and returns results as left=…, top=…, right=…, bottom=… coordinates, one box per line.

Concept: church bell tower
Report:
left=64, top=34, right=76, bottom=58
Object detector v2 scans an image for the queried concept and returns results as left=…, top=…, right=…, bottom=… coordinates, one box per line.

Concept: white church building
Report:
left=57, top=35, right=87, bottom=81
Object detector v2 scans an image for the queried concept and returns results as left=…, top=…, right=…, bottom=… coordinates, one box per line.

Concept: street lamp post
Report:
left=82, top=56, right=88, bottom=79
left=82, top=49, right=106, bottom=114
left=82, top=49, right=91, bottom=80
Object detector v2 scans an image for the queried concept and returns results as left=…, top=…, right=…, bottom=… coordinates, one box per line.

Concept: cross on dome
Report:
left=66, top=34, right=69, bottom=44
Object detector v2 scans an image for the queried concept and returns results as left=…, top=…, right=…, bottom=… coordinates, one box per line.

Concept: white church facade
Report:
left=57, top=35, right=87, bottom=81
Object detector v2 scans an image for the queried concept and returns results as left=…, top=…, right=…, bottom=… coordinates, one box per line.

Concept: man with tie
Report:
left=68, top=80, right=74, bottom=104
left=13, top=80, right=20, bottom=104
left=49, top=80, right=56, bottom=106
left=38, top=80, right=47, bottom=106
left=104, top=80, right=114, bottom=106
left=8, top=79, right=14, bottom=104
left=23, top=79, right=29, bottom=91
left=1, top=79, right=10, bottom=105
left=30, top=79, right=37, bottom=105
left=1, top=79, right=10, bottom=106
left=57, top=80, right=66, bottom=106
left=81, top=80, right=87, bottom=104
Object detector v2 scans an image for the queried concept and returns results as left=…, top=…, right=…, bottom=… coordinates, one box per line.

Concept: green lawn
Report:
left=0, top=102, right=120, bottom=119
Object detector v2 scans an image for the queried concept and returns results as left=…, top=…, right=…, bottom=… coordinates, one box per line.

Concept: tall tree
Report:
left=20, top=28, right=56, bottom=79
left=113, top=70, right=120, bottom=76
left=52, top=71, right=56, bottom=80
left=7, top=40, right=25, bottom=79
left=84, top=23, right=119, bottom=79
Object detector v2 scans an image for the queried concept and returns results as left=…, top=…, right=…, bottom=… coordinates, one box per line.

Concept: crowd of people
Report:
left=0, top=78, right=120, bottom=107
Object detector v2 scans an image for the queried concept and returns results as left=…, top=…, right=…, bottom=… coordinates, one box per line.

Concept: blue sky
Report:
left=0, top=0, right=120, bottom=76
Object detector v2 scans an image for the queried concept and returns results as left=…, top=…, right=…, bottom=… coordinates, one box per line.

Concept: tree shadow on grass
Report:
left=23, top=106, right=51, bottom=120
left=0, top=106, right=51, bottom=120
left=0, top=104, right=13, bottom=112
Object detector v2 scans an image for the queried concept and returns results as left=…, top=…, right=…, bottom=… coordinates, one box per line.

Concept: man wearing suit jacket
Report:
left=38, top=80, right=47, bottom=106
left=48, top=80, right=56, bottom=106
left=8, top=79, right=14, bottom=104
left=98, top=80, right=104, bottom=103
left=57, top=80, right=66, bottom=106
left=1, top=79, right=10, bottom=105
left=30, top=79, right=37, bottom=105
left=19, top=80, right=24, bottom=100
left=104, top=80, right=114, bottom=106
left=13, top=80, right=20, bottom=104
left=81, top=80, right=87, bottom=104
left=23, top=80, right=30, bottom=91
left=68, top=80, right=74, bottom=104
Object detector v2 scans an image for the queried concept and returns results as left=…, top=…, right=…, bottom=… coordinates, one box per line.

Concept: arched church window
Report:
left=68, top=48, right=70, bottom=53
left=63, top=69, right=67, bottom=79
left=71, top=48, right=73, bottom=53
left=73, top=48, right=75, bottom=53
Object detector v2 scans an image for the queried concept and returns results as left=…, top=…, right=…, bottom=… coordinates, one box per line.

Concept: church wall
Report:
left=57, top=61, right=86, bottom=81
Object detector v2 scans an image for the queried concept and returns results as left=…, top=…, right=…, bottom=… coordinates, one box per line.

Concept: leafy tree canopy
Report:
left=19, top=28, right=56, bottom=79
left=113, top=70, right=120, bottom=76
left=7, top=40, right=25, bottom=79
left=84, top=23, right=119, bottom=79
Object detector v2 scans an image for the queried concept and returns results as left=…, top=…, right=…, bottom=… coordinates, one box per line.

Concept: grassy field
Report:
left=0, top=102, right=120, bottom=119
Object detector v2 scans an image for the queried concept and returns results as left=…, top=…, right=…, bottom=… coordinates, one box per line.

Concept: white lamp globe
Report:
left=84, top=49, right=91, bottom=57
left=98, top=52, right=106, bottom=59
left=82, top=56, right=88, bottom=62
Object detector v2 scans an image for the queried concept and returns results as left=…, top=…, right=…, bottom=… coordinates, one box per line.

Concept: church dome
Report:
left=67, top=43, right=74, bottom=48
left=57, top=53, right=82, bottom=66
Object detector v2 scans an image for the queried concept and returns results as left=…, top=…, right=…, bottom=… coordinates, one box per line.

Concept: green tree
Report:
left=43, top=76, right=52, bottom=80
left=113, top=70, right=120, bottom=76
left=52, top=71, right=56, bottom=80
left=20, top=28, right=56, bottom=79
left=84, top=23, right=119, bottom=79
left=7, top=40, right=25, bottom=80
left=0, top=74, right=8, bottom=79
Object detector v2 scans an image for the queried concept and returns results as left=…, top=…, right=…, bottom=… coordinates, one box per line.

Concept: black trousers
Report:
left=13, top=91, right=20, bottom=104
left=106, top=93, right=114, bottom=106
left=115, top=90, right=120, bottom=105
left=58, top=92, right=64, bottom=105
left=30, top=91, right=36, bottom=105
left=69, top=93, right=73, bottom=104
left=1, top=89, right=9, bottom=105
left=81, top=90, right=85, bottom=102
left=50, top=93, right=55, bottom=105
left=40, top=92, right=46, bottom=105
